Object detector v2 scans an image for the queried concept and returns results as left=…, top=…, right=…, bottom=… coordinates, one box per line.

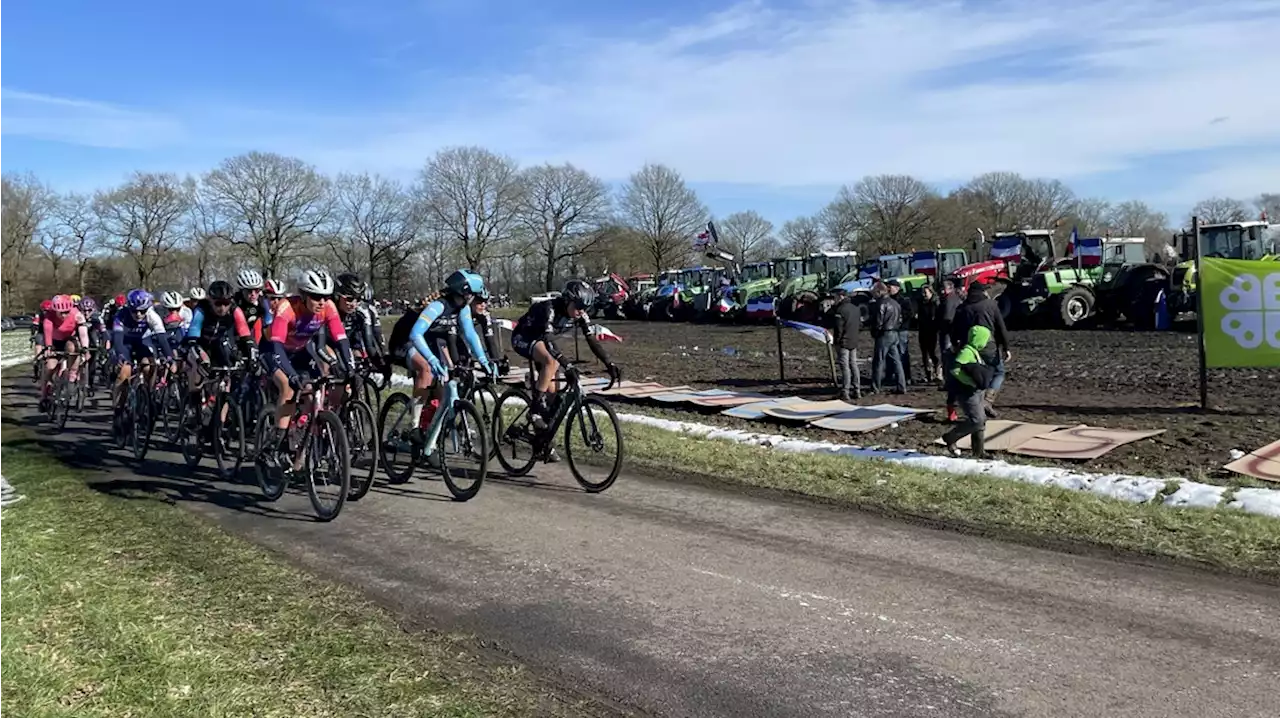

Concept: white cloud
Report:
left=319, top=0, right=1280, bottom=191
left=1, top=89, right=186, bottom=149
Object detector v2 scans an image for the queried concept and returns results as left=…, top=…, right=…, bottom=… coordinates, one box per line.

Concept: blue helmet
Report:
left=443, top=269, right=485, bottom=298
left=126, top=289, right=153, bottom=310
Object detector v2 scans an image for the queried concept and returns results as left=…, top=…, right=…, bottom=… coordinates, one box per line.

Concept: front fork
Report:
left=420, top=378, right=458, bottom=455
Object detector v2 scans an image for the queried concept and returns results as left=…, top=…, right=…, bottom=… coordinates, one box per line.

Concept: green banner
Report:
left=1200, top=257, right=1280, bottom=368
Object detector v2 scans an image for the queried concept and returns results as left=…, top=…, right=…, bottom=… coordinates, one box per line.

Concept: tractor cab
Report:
left=911, top=248, right=969, bottom=277
left=854, top=253, right=911, bottom=281
left=774, top=256, right=808, bottom=280
left=808, top=250, right=858, bottom=289
left=992, top=229, right=1058, bottom=279
left=740, top=261, right=774, bottom=282
left=1200, top=221, right=1278, bottom=260
left=627, top=273, right=655, bottom=296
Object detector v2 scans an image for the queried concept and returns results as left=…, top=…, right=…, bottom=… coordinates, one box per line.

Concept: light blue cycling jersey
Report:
left=409, top=299, right=490, bottom=376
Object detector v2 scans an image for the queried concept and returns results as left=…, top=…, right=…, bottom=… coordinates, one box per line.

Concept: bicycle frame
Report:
left=420, top=373, right=460, bottom=455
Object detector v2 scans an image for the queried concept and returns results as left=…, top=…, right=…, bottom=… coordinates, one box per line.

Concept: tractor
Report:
left=1020, top=237, right=1151, bottom=327
left=940, top=229, right=1064, bottom=320
left=1167, top=220, right=1279, bottom=319
left=588, top=273, right=631, bottom=319
left=645, top=269, right=685, bottom=321
left=776, top=251, right=858, bottom=322
left=730, top=261, right=777, bottom=322
left=622, top=273, right=657, bottom=319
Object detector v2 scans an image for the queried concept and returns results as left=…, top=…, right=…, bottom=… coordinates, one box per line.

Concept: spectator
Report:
left=827, top=288, right=862, bottom=402
left=869, top=282, right=905, bottom=394
left=917, top=284, right=941, bottom=381
left=940, top=324, right=996, bottom=458
left=949, top=281, right=1011, bottom=418
left=937, top=279, right=964, bottom=420
left=886, top=279, right=913, bottom=384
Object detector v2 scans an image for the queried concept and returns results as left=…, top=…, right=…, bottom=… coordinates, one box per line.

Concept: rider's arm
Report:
left=268, top=302, right=299, bottom=380
left=366, top=305, right=385, bottom=352
left=185, top=308, right=205, bottom=344
left=111, top=313, right=128, bottom=362
left=410, top=303, right=446, bottom=374
left=476, top=312, right=501, bottom=361
left=145, top=308, right=173, bottom=358
left=577, top=316, right=612, bottom=366
left=75, top=311, right=90, bottom=349
left=42, top=315, right=55, bottom=347
left=444, top=326, right=461, bottom=367
left=323, top=304, right=354, bottom=368
left=457, top=305, right=489, bottom=365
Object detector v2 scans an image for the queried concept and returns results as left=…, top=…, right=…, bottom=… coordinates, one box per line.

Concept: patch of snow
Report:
left=1162, top=480, right=1229, bottom=510
left=0, top=355, right=30, bottom=369
left=1228, top=488, right=1280, bottom=519
left=1228, top=449, right=1246, bottom=460
left=1, top=475, right=24, bottom=508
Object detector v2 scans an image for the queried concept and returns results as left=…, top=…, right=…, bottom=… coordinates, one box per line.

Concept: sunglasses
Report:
left=303, top=292, right=327, bottom=302
left=213, top=299, right=233, bottom=308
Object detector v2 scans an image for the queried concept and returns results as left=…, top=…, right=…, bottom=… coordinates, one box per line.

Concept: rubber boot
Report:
left=946, top=405, right=958, bottom=422
left=971, top=429, right=986, bottom=460
left=983, top=389, right=999, bottom=419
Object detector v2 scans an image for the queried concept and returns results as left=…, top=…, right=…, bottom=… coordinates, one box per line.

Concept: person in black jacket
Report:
left=886, top=279, right=913, bottom=385
left=937, top=279, right=964, bottom=419
left=869, top=282, right=905, bottom=394
left=917, top=284, right=941, bottom=381
left=827, top=288, right=862, bottom=402
left=949, top=282, right=1011, bottom=417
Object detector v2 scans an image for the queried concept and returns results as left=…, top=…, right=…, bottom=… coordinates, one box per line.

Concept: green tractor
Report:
left=1167, top=220, right=1279, bottom=319
left=1017, top=236, right=1152, bottom=328
left=730, top=260, right=777, bottom=322
left=776, top=251, right=859, bottom=322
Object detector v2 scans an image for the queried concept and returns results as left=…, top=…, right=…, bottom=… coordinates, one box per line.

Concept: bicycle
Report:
left=111, top=359, right=157, bottom=461
left=37, top=351, right=75, bottom=429
left=155, top=357, right=189, bottom=444
left=455, top=361, right=501, bottom=460
left=177, top=363, right=246, bottom=480
left=253, top=372, right=352, bottom=522
left=312, top=349, right=380, bottom=502
left=377, top=365, right=489, bottom=501
left=491, top=361, right=624, bottom=492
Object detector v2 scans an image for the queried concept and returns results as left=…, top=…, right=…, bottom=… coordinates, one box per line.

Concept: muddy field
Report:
left=511, top=320, right=1279, bottom=483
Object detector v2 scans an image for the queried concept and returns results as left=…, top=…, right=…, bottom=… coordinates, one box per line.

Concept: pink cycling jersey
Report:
left=269, top=295, right=347, bottom=352
left=43, top=308, right=90, bottom=348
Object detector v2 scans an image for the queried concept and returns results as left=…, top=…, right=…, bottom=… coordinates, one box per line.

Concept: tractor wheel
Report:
left=1057, top=286, right=1094, bottom=328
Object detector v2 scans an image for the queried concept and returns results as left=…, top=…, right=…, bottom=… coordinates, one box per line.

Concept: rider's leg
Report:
left=531, top=340, right=559, bottom=422
left=39, top=343, right=60, bottom=394
left=407, top=347, right=435, bottom=409
left=273, top=368, right=294, bottom=430
left=114, top=355, right=133, bottom=408
left=67, top=340, right=82, bottom=381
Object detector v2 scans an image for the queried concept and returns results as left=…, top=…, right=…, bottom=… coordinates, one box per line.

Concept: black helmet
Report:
left=444, top=269, right=485, bottom=298
left=208, top=280, right=235, bottom=301
left=561, top=278, right=596, bottom=310
left=335, top=272, right=366, bottom=299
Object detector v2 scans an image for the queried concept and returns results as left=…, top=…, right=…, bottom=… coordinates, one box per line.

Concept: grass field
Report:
left=0, top=437, right=593, bottom=718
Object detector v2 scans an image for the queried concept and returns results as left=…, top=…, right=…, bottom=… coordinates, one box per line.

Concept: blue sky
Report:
left=4, top=0, right=1279, bottom=228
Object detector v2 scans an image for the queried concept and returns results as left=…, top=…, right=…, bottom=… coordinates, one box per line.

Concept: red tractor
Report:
left=589, top=273, right=631, bottom=319
left=942, top=229, right=1061, bottom=318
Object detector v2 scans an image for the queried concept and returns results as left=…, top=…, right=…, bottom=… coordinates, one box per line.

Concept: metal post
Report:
left=827, top=342, right=838, bottom=388
left=1192, top=216, right=1210, bottom=410
left=775, top=319, right=786, bottom=383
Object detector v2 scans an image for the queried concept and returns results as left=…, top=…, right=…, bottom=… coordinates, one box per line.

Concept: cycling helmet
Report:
left=335, top=272, right=366, bottom=299
left=69, top=294, right=82, bottom=303
left=297, top=269, right=335, bottom=296
left=41, top=299, right=54, bottom=312
left=236, top=269, right=264, bottom=291
left=115, top=294, right=127, bottom=307
left=443, top=269, right=485, bottom=298
left=188, top=288, right=207, bottom=301
left=51, top=295, right=75, bottom=313
left=264, top=278, right=286, bottom=297
left=126, top=289, right=153, bottom=310
left=560, top=278, right=596, bottom=310
left=207, top=280, right=235, bottom=301
left=161, top=291, right=184, bottom=309
left=79, top=297, right=98, bottom=314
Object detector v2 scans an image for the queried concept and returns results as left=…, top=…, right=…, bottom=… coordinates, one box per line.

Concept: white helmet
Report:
left=161, top=291, right=184, bottom=309
left=236, top=269, right=264, bottom=291
left=264, top=278, right=286, bottom=297
left=296, top=269, right=335, bottom=296
left=188, top=288, right=207, bottom=301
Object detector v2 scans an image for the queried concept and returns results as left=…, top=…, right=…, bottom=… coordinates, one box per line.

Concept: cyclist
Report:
left=511, top=278, right=620, bottom=430
left=260, top=278, right=287, bottom=352
left=111, top=289, right=173, bottom=413
left=80, top=297, right=104, bottom=350
left=182, top=280, right=255, bottom=416
left=393, top=271, right=497, bottom=426
left=31, top=299, right=52, bottom=348
left=235, top=269, right=272, bottom=343
left=332, top=273, right=387, bottom=373
left=444, top=287, right=504, bottom=373
left=264, top=270, right=354, bottom=442
left=182, top=288, right=206, bottom=332
left=160, top=291, right=187, bottom=345
left=38, top=295, right=90, bottom=410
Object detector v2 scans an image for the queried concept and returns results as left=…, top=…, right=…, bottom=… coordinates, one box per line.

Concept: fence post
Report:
left=775, top=319, right=786, bottom=383
left=1192, top=215, right=1210, bottom=410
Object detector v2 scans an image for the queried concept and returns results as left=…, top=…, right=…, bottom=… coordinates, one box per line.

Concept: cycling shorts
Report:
left=511, top=333, right=541, bottom=360
left=124, top=340, right=155, bottom=363
left=263, top=347, right=320, bottom=380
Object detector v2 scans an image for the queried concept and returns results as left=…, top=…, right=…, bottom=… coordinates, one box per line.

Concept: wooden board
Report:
left=1224, top=438, right=1280, bottom=483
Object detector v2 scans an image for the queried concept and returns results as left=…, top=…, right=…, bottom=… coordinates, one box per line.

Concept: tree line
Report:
left=3, top=147, right=1276, bottom=312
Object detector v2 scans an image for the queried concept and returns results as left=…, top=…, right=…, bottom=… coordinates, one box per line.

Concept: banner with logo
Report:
left=1200, top=257, right=1280, bottom=367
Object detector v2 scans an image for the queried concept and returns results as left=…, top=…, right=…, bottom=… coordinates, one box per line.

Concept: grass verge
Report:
left=0, top=440, right=593, bottom=718
left=602, top=409, right=1280, bottom=578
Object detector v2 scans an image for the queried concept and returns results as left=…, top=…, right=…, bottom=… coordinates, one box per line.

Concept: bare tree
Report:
left=780, top=215, right=825, bottom=255
left=1067, top=197, right=1112, bottom=237
left=817, top=200, right=859, bottom=251
left=954, top=171, right=1030, bottom=231
left=1019, top=178, right=1077, bottom=228
left=516, top=162, right=611, bottom=290
left=330, top=172, right=422, bottom=295
left=202, top=151, right=332, bottom=276
left=717, top=210, right=775, bottom=262
left=841, top=175, right=935, bottom=255
left=619, top=163, right=707, bottom=273
left=93, top=172, right=193, bottom=286
left=49, top=193, right=103, bottom=294
left=1257, top=193, right=1280, bottom=220
left=1106, top=200, right=1168, bottom=236
left=418, top=146, right=522, bottom=272
left=2, top=173, right=51, bottom=309
left=1189, top=197, right=1250, bottom=224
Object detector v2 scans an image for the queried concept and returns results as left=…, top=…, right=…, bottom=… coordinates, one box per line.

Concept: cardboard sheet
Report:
left=1224, top=438, right=1280, bottom=483
left=932, top=420, right=1067, bottom=451
left=810, top=404, right=929, bottom=432
left=593, top=380, right=663, bottom=397
left=762, top=400, right=861, bottom=422
left=688, top=392, right=774, bottom=407
left=618, top=384, right=693, bottom=399
left=720, top=397, right=807, bottom=420
left=649, top=388, right=735, bottom=403
left=1008, top=424, right=1165, bottom=460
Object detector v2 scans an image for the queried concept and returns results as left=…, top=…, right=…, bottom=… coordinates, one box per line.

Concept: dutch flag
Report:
left=1074, top=235, right=1104, bottom=266
left=746, top=295, right=775, bottom=318
left=911, top=251, right=937, bottom=274
left=591, top=324, right=623, bottom=342
left=781, top=320, right=833, bottom=345
left=990, top=238, right=1022, bottom=259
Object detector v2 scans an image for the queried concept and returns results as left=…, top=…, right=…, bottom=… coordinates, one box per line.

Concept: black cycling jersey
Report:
left=387, top=309, right=419, bottom=357
left=511, top=297, right=610, bottom=364
left=448, top=309, right=502, bottom=366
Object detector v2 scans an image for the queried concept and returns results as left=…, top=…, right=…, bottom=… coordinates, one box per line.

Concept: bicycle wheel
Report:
left=178, top=394, right=203, bottom=467
left=74, top=374, right=86, bottom=412
left=468, top=382, right=501, bottom=460
left=113, top=385, right=130, bottom=450
left=343, top=399, right=379, bottom=501
left=438, top=399, right=488, bottom=501
left=378, top=391, right=419, bottom=484
left=130, top=383, right=154, bottom=461
left=161, top=380, right=186, bottom=443
left=305, top=410, right=350, bottom=521
left=213, top=394, right=245, bottom=481
left=361, top=375, right=383, bottom=419
left=491, top=388, right=538, bottom=477
left=253, top=406, right=288, bottom=501
left=55, top=377, right=73, bottom=429
left=563, top=395, right=624, bottom=493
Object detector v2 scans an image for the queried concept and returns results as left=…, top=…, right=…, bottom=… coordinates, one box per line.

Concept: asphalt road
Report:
left=4, top=374, right=1279, bottom=718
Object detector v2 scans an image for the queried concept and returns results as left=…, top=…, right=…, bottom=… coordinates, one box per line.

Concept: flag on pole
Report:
left=745, top=295, right=776, bottom=318
left=495, top=318, right=515, bottom=331
left=1075, top=236, right=1104, bottom=266
left=910, top=250, right=937, bottom=274
left=990, top=238, right=1022, bottom=259
left=591, top=324, right=623, bottom=342
left=1066, top=225, right=1078, bottom=257
left=781, top=319, right=833, bottom=345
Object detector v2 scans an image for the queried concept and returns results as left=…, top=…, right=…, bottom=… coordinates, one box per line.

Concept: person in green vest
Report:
left=941, top=324, right=996, bottom=458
